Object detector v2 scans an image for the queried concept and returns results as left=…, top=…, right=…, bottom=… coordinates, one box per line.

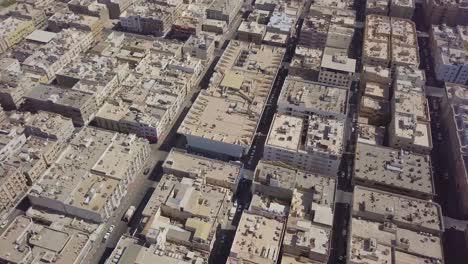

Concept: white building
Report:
left=264, top=114, right=344, bottom=176
left=318, top=47, right=356, bottom=88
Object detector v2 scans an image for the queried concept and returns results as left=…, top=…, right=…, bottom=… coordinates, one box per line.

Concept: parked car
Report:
left=0, top=220, right=8, bottom=228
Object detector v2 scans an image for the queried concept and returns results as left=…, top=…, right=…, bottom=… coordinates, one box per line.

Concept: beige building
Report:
left=353, top=142, right=434, bottom=200
left=0, top=215, right=93, bottom=264
left=162, top=148, right=242, bottom=191
left=228, top=212, right=286, bottom=264
left=264, top=114, right=344, bottom=176
left=24, top=84, right=98, bottom=126
left=318, top=47, right=356, bottom=88
left=141, top=174, right=232, bottom=252
left=98, top=0, right=135, bottom=19
left=389, top=80, right=432, bottom=154
left=278, top=77, right=348, bottom=120
left=359, top=96, right=390, bottom=126
left=289, top=46, right=323, bottom=80
left=0, top=17, right=35, bottom=54
left=441, top=82, right=468, bottom=217
left=28, top=127, right=150, bottom=223
left=363, top=15, right=419, bottom=68
left=348, top=186, right=444, bottom=264
left=237, top=21, right=266, bottom=44
left=178, top=41, right=284, bottom=158
left=8, top=3, right=47, bottom=29
left=357, top=123, right=386, bottom=145
left=0, top=165, right=28, bottom=219
left=105, top=236, right=209, bottom=264
left=206, top=0, right=243, bottom=25
left=24, top=111, right=74, bottom=142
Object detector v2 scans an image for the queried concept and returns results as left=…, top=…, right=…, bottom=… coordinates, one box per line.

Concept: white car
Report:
left=109, top=225, right=115, bottom=233
left=0, top=220, right=8, bottom=228
left=103, top=233, right=110, bottom=241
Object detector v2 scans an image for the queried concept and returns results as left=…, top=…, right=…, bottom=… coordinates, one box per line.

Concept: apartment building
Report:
left=120, top=1, right=181, bottom=36
left=28, top=127, right=150, bottom=223
left=353, top=142, right=434, bottom=199
left=178, top=41, right=284, bottom=158
left=24, top=111, right=74, bottom=142
left=0, top=123, right=27, bottom=161
left=389, top=80, right=432, bottom=154
left=366, top=0, right=389, bottom=15
left=430, top=24, right=468, bottom=85
left=141, top=174, right=232, bottom=252
left=106, top=236, right=209, bottom=264
left=206, top=0, right=243, bottom=25
left=359, top=96, right=390, bottom=126
left=0, top=215, right=93, bottom=264
left=357, top=123, right=386, bottom=145
left=162, top=148, right=242, bottom=191
left=68, top=0, right=110, bottom=21
left=183, top=35, right=216, bottom=61
left=424, top=0, right=468, bottom=26
left=361, top=64, right=392, bottom=86
left=289, top=46, right=323, bottom=80
left=264, top=114, right=344, bottom=176
left=47, top=10, right=104, bottom=39
left=23, top=84, right=98, bottom=126
left=21, top=28, right=94, bottom=81
left=0, top=70, right=36, bottom=110
left=278, top=77, right=348, bottom=120
left=8, top=3, right=47, bottom=29
left=236, top=21, right=266, bottom=44
left=363, top=15, right=419, bottom=69
left=389, top=0, right=415, bottom=19
left=228, top=212, right=285, bottom=264
left=0, top=17, right=35, bottom=54
left=98, top=0, right=135, bottom=19
left=0, top=165, right=28, bottom=219
left=347, top=186, right=444, bottom=264
left=318, top=47, right=356, bottom=88
left=441, top=82, right=468, bottom=217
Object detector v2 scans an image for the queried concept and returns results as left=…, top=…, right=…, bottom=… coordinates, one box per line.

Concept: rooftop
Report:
left=279, top=77, right=348, bottom=117
left=179, top=41, right=284, bottom=147
left=392, top=113, right=432, bottom=149
left=162, top=148, right=241, bottom=188
left=105, top=236, right=209, bottom=264
left=305, top=115, right=344, bottom=157
left=290, top=46, right=323, bottom=71
left=0, top=17, right=30, bottom=38
left=321, top=47, right=356, bottom=73
left=349, top=218, right=444, bottom=263
left=0, top=215, right=91, bottom=264
left=353, top=186, right=443, bottom=233
left=357, top=123, right=386, bottom=145
left=354, top=143, right=434, bottom=197
left=229, top=212, right=285, bottom=264
left=266, top=114, right=303, bottom=151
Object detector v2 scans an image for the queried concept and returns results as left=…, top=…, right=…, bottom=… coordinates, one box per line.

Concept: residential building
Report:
left=359, top=96, right=390, bottom=126
left=0, top=215, right=93, bottom=264
left=389, top=0, right=415, bottom=19
left=318, top=47, right=356, bottom=88
left=347, top=186, right=444, bottom=264
left=98, top=0, right=135, bottom=19
left=389, top=80, right=432, bottom=154
left=424, top=0, right=468, bottom=26
left=357, top=123, right=386, bottom=145
left=237, top=21, right=266, bottom=44
left=23, top=84, right=98, bottom=126
left=353, top=142, right=434, bottom=200
left=183, top=35, right=216, bottom=61
left=8, top=3, right=47, bottom=29
left=366, top=0, right=389, bottom=15
left=68, top=0, right=110, bottom=21
left=430, top=24, right=468, bottom=85
left=263, top=114, right=344, bottom=176
left=178, top=41, right=284, bottom=158
left=0, top=123, right=27, bottom=161
left=278, top=77, right=348, bottom=120
left=47, top=10, right=104, bottom=39
left=363, top=15, right=419, bottom=68
left=441, top=82, right=468, bottom=217
left=28, top=127, right=150, bottom=223
left=120, top=1, right=181, bottom=36
left=289, top=46, right=323, bottom=80
left=24, top=111, right=74, bottom=142
left=360, top=65, right=391, bottom=86
left=162, top=148, right=242, bottom=191
left=0, top=165, right=28, bottom=219
left=228, top=212, right=285, bottom=264
left=105, top=236, right=209, bottom=264
left=0, top=17, right=35, bottom=54
left=206, top=0, right=243, bottom=25
left=141, top=174, right=232, bottom=252
left=0, top=70, right=36, bottom=110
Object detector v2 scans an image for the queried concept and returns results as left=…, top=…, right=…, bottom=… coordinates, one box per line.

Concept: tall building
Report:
left=264, top=114, right=344, bottom=176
